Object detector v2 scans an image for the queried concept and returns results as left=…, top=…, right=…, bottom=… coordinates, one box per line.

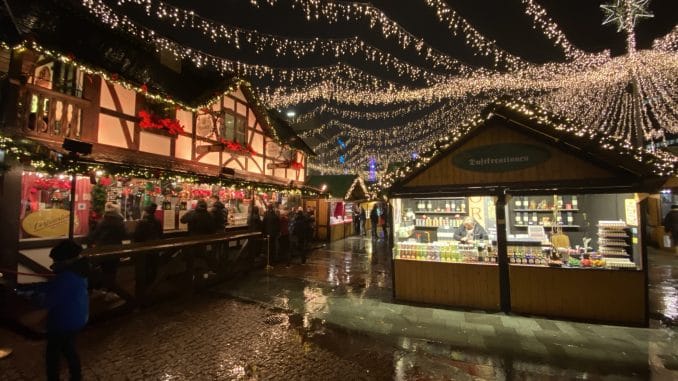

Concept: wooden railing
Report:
left=20, top=83, right=90, bottom=140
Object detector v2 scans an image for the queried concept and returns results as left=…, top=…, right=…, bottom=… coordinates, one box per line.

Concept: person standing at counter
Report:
left=663, top=204, right=678, bottom=248
left=133, top=203, right=162, bottom=243
left=210, top=201, right=228, bottom=233
left=370, top=205, right=379, bottom=238
left=247, top=205, right=263, bottom=233
left=180, top=200, right=215, bottom=235
left=454, top=216, right=488, bottom=243
left=88, top=202, right=126, bottom=299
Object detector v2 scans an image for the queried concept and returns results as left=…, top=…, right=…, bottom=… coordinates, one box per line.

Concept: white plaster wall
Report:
left=176, top=110, right=193, bottom=134
left=231, top=88, right=247, bottom=102
left=198, top=152, right=220, bottom=166
left=100, top=82, right=136, bottom=115
left=139, top=131, right=171, bottom=156
left=175, top=135, right=192, bottom=160
left=223, top=96, right=235, bottom=111
left=97, top=114, right=131, bottom=148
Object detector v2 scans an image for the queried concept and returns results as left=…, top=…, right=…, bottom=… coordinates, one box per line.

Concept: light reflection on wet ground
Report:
left=648, top=250, right=678, bottom=325
left=214, top=236, right=678, bottom=380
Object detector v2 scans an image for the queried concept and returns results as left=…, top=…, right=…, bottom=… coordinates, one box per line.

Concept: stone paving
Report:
left=2, top=295, right=481, bottom=380
left=1, top=235, right=678, bottom=380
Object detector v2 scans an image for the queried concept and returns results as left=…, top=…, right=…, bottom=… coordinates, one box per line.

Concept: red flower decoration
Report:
left=140, top=83, right=148, bottom=93
left=99, top=177, right=112, bottom=186
left=219, top=139, right=254, bottom=156
left=138, top=110, right=184, bottom=136
left=290, top=161, right=304, bottom=170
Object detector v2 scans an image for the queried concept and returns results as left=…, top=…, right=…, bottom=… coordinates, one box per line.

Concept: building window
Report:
left=221, top=112, right=247, bottom=144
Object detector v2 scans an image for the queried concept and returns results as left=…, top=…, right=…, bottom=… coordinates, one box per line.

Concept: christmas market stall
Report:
left=0, top=0, right=314, bottom=285
left=305, top=174, right=369, bottom=241
left=385, top=100, right=675, bottom=326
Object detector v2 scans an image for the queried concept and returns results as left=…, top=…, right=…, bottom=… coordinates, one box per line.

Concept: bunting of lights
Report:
left=244, top=0, right=527, bottom=69
left=520, top=0, right=591, bottom=60
left=111, top=0, right=473, bottom=76
left=80, top=0, right=417, bottom=88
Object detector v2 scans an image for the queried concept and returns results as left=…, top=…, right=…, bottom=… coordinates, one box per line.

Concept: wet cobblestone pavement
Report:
left=2, top=236, right=678, bottom=380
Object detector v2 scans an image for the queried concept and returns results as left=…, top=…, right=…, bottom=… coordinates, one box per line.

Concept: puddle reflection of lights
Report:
left=228, top=365, right=246, bottom=378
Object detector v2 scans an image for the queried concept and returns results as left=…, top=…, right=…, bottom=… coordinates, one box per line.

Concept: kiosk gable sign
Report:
left=453, top=143, right=551, bottom=172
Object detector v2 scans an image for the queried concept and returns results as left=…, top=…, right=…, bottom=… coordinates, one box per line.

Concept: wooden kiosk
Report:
left=388, top=101, right=675, bottom=326
left=305, top=175, right=368, bottom=241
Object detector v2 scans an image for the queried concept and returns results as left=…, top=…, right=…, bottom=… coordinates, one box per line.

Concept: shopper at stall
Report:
left=247, top=205, right=263, bottom=232
left=353, top=205, right=362, bottom=235
left=180, top=200, right=216, bottom=235
left=262, top=204, right=280, bottom=261
left=370, top=204, right=380, bottom=238
left=18, top=239, right=89, bottom=381
left=88, top=202, right=126, bottom=298
left=453, top=216, right=488, bottom=242
left=132, top=203, right=163, bottom=285
left=306, top=207, right=316, bottom=242
left=278, top=208, right=291, bottom=265
left=663, top=204, right=678, bottom=247
left=132, top=203, right=162, bottom=243
left=290, top=207, right=309, bottom=264
left=359, top=205, right=367, bottom=236
left=210, top=200, right=228, bottom=233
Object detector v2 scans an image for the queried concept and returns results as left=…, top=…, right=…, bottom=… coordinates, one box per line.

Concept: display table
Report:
left=509, top=265, right=645, bottom=325
left=394, top=259, right=500, bottom=310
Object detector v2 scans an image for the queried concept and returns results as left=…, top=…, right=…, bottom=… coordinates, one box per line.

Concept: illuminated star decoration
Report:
left=600, top=0, right=654, bottom=33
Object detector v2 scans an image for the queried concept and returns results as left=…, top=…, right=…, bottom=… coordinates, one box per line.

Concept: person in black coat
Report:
left=210, top=201, right=228, bottom=233
left=180, top=200, right=215, bottom=236
left=247, top=205, right=263, bottom=233
left=88, top=202, right=126, bottom=295
left=18, top=240, right=89, bottom=381
left=133, top=203, right=163, bottom=243
left=262, top=204, right=280, bottom=261
left=133, top=203, right=163, bottom=285
left=664, top=204, right=678, bottom=246
left=370, top=205, right=379, bottom=238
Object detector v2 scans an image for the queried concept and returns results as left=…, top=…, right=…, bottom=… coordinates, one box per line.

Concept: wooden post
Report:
left=639, top=196, right=650, bottom=327
left=0, top=165, right=23, bottom=285
left=496, top=193, right=511, bottom=313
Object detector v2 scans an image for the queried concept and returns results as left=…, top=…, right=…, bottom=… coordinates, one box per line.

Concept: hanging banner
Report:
left=452, top=143, right=551, bottom=172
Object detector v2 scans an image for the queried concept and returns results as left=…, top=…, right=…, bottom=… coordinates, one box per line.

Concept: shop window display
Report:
left=393, top=197, right=498, bottom=265
left=506, top=193, right=641, bottom=270
left=20, top=171, right=92, bottom=239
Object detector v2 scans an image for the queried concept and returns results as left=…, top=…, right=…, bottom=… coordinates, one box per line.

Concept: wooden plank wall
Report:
left=394, top=260, right=501, bottom=310
left=509, top=266, right=646, bottom=325
left=405, top=122, right=615, bottom=188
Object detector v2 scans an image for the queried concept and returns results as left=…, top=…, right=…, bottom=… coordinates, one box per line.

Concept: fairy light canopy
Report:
left=0, top=0, right=676, bottom=177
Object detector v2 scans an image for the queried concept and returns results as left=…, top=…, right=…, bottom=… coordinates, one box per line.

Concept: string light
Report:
left=112, top=0, right=473, bottom=76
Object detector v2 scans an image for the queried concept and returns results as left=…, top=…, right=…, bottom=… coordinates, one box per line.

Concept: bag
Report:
left=663, top=234, right=672, bottom=248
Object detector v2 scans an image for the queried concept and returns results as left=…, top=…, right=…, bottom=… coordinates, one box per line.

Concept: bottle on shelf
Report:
left=445, top=201, right=450, bottom=212
left=427, top=200, right=433, bottom=211
left=557, top=196, right=563, bottom=209
left=572, top=196, right=578, bottom=209
left=461, top=202, right=466, bottom=213
left=567, top=212, right=574, bottom=225
left=531, top=212, right=538, bottom=225
left=514, top=197, right=522, bottom=209
left=515, top=213, right=522, bottom=225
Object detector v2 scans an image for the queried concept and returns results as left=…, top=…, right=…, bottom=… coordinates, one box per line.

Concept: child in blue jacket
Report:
left=21, top=239, right=89, bottom=380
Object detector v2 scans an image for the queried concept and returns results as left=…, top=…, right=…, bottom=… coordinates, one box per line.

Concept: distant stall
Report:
left=305, top=175, right=368, bottom=241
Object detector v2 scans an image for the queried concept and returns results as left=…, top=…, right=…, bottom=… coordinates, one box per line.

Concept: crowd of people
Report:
left=250, top=203, right=316, bottom=265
